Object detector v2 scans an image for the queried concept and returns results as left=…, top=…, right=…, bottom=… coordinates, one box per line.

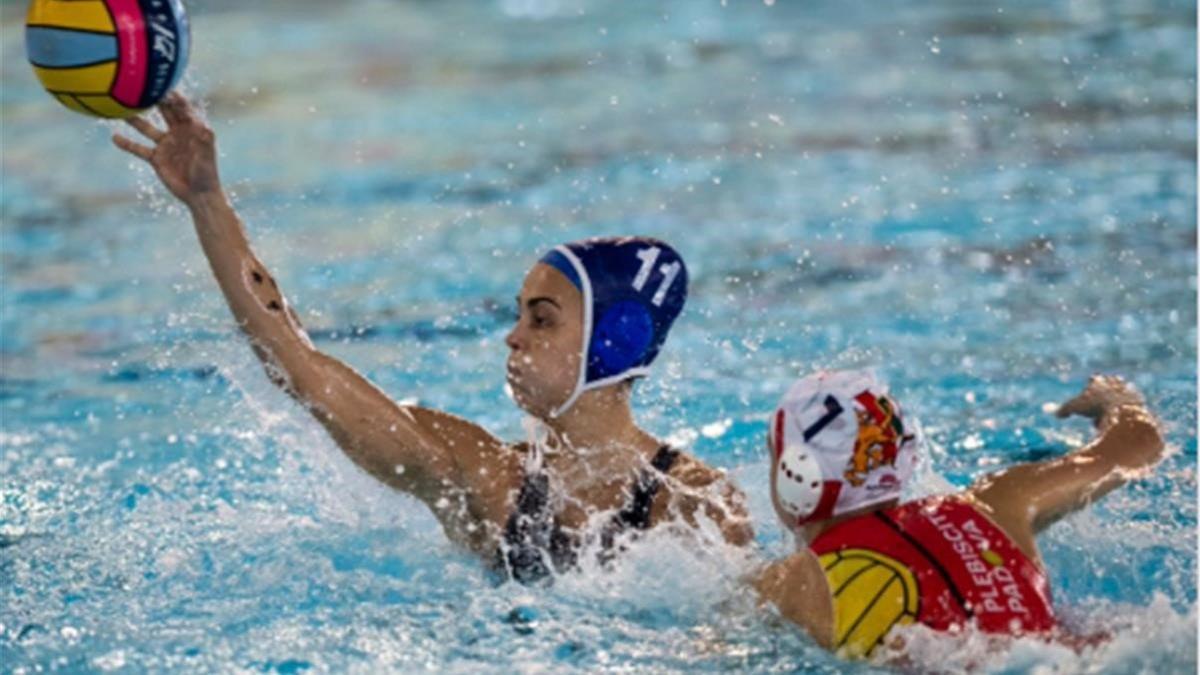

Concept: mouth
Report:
left=504, top=370, right=532, bottom=407
left=506, top=364, right=526, bottom=391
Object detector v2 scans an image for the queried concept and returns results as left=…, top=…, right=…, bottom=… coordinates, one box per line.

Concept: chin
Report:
left=511, top=396, right=540, bottom=417
left=508, top=381, right=550, bottom=418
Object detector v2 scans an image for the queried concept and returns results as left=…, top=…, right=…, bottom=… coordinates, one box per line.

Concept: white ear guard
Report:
left=775, top=437, right=825, bottom=521
left=769, top=409, right=825, bottom=523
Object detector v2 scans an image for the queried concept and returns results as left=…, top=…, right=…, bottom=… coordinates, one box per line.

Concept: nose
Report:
left=505, top=323, right=523, bottom=352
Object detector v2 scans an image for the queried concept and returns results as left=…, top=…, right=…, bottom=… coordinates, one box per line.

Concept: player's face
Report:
left=505, top=264, right=584, bottom=418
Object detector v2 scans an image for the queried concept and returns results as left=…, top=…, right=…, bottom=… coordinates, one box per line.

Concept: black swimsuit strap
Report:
left=615, top=445, right=680, bottom=530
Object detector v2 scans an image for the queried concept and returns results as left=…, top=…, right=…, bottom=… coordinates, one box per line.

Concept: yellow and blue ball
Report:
left=25, top=0, right=190, bottom=118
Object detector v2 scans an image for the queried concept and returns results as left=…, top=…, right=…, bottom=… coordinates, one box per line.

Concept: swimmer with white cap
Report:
left=112, top=93, right=753, bottom=584
left=752, top=370, right=1165, bottom=659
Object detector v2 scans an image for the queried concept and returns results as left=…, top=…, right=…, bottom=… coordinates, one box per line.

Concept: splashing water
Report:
left=2, top=0, right=1195, bottom=672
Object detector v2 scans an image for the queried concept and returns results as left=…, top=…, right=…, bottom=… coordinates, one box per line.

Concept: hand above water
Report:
left=112, top=91, right=222, bottom=207
left=1056, top=374, right=1149, bottom=432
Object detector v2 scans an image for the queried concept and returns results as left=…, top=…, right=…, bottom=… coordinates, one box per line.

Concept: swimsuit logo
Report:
left=928, top=512, right=1031, bottom=617
left=844, top=391, right=914, bottom=487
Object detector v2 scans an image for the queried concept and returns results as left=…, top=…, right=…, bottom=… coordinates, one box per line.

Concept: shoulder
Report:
left=753, top=551, right=835, bottom=648
left=662, top=450, right=718, bottom=484
left=659, top=450, right=754, bottom=546
left=663, top=451, right=743, bottom=498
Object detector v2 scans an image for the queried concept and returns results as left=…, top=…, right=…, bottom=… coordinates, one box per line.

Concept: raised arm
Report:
left=966, top=374, right=1166, bottom=562
left=1030, top=374, right=1166, bottom=526
left=112, top=93, right=513, bottom=550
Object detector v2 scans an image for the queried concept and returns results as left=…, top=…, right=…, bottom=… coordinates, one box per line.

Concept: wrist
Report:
left=1099, top=401, right=1149, bottom=432
left=184, top=188, right=231, bottom=216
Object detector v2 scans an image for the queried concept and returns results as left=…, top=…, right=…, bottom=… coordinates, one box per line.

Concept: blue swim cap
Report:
left=538, top=237, right=688, bottom=416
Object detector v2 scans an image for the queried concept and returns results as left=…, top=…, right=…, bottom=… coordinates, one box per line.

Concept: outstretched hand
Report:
left=1055, top=374, right=1146, bottom=430
left=112, top=91, right=221, bottom=205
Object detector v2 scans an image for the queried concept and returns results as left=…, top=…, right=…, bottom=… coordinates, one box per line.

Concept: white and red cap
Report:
left=767, top=369, right=922, bottom=528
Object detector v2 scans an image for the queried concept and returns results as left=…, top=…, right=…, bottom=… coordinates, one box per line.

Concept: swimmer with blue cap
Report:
left=520, top=237, right=688, bottom=418
left=113, top=95, right=752, bottom=584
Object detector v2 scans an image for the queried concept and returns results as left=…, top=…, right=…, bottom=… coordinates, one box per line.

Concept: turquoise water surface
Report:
left=2, top=0, right=1196, bottom=672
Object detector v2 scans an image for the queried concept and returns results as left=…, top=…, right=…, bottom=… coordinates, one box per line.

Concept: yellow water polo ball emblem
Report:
left=819, top=548, right=920, bottom=658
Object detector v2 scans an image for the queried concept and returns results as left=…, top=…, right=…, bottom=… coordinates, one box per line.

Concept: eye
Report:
left=530, top=306, right=558, bottom=328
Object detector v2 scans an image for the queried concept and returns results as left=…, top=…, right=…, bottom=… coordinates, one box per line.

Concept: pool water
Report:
left=2, top=0, right=1196, bottom=672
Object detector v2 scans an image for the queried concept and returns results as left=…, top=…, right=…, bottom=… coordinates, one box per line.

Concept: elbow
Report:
left=1111, top=406, right=1166, bottom=469
left=248, top=339, right=320, bottom=403
left=249, top=342, right=289, bottom=388
left=260, top=354, right=303, bottom=399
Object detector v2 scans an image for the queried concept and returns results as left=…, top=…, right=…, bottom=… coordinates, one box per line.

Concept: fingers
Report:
left=125, top=115, right=165, bottom=142
left=1056, top=396, right=1084, bottom=417
left=111, top=133, right=154, bottom=161
left=1090, top=373, right=1131, bottom=391
left=1056, top=383, right=1101, bottom=419
left=1055, top=373, right=1143, bottom=423
left=159, top=90, right=195, bottom=128
left=1057, top=374, right=1106, bottom=416
left=1085, top=374, right=1142, bottom=404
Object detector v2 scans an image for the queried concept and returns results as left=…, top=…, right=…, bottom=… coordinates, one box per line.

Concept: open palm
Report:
left=112, top=91, right=221, bottom=203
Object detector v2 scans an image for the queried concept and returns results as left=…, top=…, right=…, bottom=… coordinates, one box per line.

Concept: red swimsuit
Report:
left=809, top=496, right=1056, bottom=656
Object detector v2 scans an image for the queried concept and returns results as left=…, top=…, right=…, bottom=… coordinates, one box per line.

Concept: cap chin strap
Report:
left=549, top=367, right=651, bottom=419
left=548, top=245, right=592, bottom=419
left=549, top=377, right=588, bottom=420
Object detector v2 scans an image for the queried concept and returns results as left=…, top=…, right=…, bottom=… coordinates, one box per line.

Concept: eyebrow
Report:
left=516, top=295, right=562, bottom=310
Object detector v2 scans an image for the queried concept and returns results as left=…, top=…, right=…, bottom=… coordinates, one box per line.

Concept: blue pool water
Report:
left=2, top=0, right=1196, bottom=672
